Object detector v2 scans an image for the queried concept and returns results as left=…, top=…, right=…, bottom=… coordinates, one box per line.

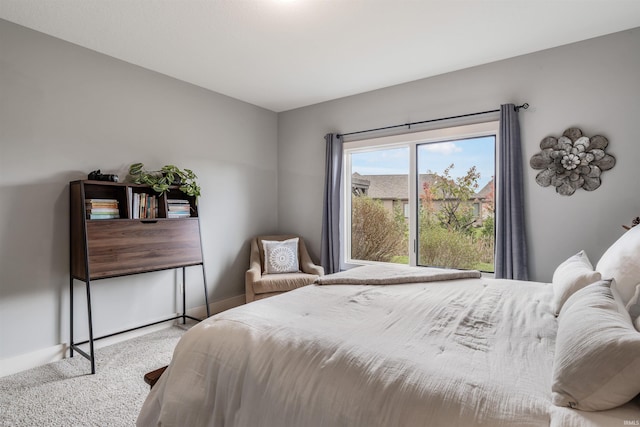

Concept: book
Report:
left=86, top=203, right=118, bottom=208
left=88, top=213, right=120, bottom=219
left=132, top=192, right=158, bottom=219
left=133, top=193, right=140, bottom=219
left=87, top=208, right=120, bottom=214
left=168, top=199, right=192, bottom=218
left=85, top=199, right=118, bottom=203
left=128, top=187, right=133, bottom=219
left=168, top=212, right=191, bottom=218
left=86, top=198, right=120, bottom=219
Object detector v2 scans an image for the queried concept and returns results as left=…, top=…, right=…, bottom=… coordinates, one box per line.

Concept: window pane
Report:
left=349, top=147, right=409, bottom=264
left=416, top=136, right=495, bottom=272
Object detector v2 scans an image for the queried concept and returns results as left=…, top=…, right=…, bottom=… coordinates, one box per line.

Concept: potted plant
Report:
left=128, top=163, right=201, bottom=198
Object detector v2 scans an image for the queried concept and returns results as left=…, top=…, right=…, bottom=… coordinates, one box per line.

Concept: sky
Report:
left=351, top=136, right=495, bottom=189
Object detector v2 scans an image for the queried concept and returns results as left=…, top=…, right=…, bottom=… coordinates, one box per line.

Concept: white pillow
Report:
left=551, top=280, right=640, bottom=411
left=551, top=250, right=601, bottom=315
left=626, top=283, right=640, bottom=330
left=262, top=238, right=300, bottom=274
left=596, top=225, right=640, bottom=306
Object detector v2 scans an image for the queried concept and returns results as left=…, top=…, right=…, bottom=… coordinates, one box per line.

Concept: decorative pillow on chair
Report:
left=262, top=238, right=300, bottom=274
left=551, top=250, right=601, bottom=315
left=596, top=225, right=640, bottom=306
left=552, top=280, right=640, bottom=411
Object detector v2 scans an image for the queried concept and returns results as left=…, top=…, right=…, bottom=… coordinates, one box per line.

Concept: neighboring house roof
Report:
left=351, top=172, right=370, bottom=189
left=476, top=179, right=494, bottom=199
left=354, top=173, right=493, bottom=201
left=365, top=174, right=412, bottom=199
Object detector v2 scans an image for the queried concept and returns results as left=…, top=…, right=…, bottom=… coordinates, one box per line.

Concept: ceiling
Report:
left=2, top=1, right=640, bottom=112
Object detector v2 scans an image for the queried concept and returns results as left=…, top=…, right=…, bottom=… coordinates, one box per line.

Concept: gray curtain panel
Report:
left=321, top=133, right=343, bottom=274
left=495, top=104, right=528, bottom=280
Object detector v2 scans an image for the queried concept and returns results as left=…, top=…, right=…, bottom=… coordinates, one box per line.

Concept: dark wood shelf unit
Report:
left=69, top=180, right=209, bottom=374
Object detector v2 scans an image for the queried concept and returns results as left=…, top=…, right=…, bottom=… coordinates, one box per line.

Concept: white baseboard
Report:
left=188, top=293, right=246, bottom=319
left=0, top=294, right=246, bottom=378
left=0, top=343, right=68, bottom=378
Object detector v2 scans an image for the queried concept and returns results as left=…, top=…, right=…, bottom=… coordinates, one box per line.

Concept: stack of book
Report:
left=132, top=192, right=159, bottom=219
left=86, top=199, right=120, bottom=220
left=167, top=199, right=192, bottom=218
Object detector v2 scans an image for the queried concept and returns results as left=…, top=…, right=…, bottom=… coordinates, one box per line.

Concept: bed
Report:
left=137, top=228, right=640, bottom=427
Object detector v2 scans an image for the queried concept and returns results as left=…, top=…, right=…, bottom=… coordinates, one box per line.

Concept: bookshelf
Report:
left=69, top=180, right=209, bottom=374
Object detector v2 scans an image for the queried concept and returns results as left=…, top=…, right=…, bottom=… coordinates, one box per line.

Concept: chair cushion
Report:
left=252, top=273, right=318, bottom=294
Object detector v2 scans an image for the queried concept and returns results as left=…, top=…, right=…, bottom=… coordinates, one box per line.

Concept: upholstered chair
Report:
left=245, top=234, right=324, bottom=303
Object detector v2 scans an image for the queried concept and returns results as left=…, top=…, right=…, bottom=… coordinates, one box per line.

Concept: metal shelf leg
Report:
left=182, top=268, right=187, bottom=325
left=85, top=279, right=96, bottom=374
left=70, top=277, right=74, bottom=358
left=202, top=264, right=210, bottom=317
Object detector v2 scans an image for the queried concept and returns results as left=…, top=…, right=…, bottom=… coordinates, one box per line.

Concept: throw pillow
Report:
left=551, top=250, right=601, bottom=315
left=551, top=280, right=640, bottom=411
left=596, top=225, right=640, bottom=306
left=262, top=238, right=300, bottom=274
left=626, top=283, right=640, bottom=330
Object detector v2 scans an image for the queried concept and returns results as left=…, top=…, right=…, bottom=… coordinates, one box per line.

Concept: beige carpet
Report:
left=0, top=324, right=191, bottom=427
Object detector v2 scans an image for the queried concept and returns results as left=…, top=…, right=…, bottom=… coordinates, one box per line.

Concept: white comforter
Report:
left=138, top=277, right=640, bottom=427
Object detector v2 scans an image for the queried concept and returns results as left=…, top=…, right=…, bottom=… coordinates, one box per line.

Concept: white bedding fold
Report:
left=315, top=264, right=481, bottom=285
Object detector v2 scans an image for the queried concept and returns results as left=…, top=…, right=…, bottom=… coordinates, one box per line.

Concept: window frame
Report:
left=343, top=120, right=500, bottom=268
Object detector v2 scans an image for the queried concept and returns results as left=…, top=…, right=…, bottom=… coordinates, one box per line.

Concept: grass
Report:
left=391, top=255, right=409, bottom=264
left=472, top=262, right=494, bottom=273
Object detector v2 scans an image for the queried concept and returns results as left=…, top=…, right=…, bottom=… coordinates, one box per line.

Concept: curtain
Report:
left=320, top=133, right=343, bottom=274
left=495, top=104, right=528, bottom=280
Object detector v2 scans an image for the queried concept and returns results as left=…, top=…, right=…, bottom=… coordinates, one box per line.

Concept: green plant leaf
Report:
left=127, top=163, right=200, bottom=198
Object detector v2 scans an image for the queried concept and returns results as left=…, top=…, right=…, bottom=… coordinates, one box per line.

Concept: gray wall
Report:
left=0, top=19, right=278, bottom=361
left=278, top=27, right=640, bottom=283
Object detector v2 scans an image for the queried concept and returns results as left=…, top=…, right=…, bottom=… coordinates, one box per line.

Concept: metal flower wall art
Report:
left=529, top=127, right=616, bottom=196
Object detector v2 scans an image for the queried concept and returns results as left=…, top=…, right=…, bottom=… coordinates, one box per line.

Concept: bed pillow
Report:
left=551, top=250, right=601, bottom=315
left=551, top=280, right=640, bottom=411
left=596, top=225, right=640, bottom=306
left=262, top=238, right=300, bottom=274
left=626, top=284, right=640, bottom=330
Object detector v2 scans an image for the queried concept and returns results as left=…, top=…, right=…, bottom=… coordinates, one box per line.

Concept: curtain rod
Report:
left=338, top=103, right=529, bottom=138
